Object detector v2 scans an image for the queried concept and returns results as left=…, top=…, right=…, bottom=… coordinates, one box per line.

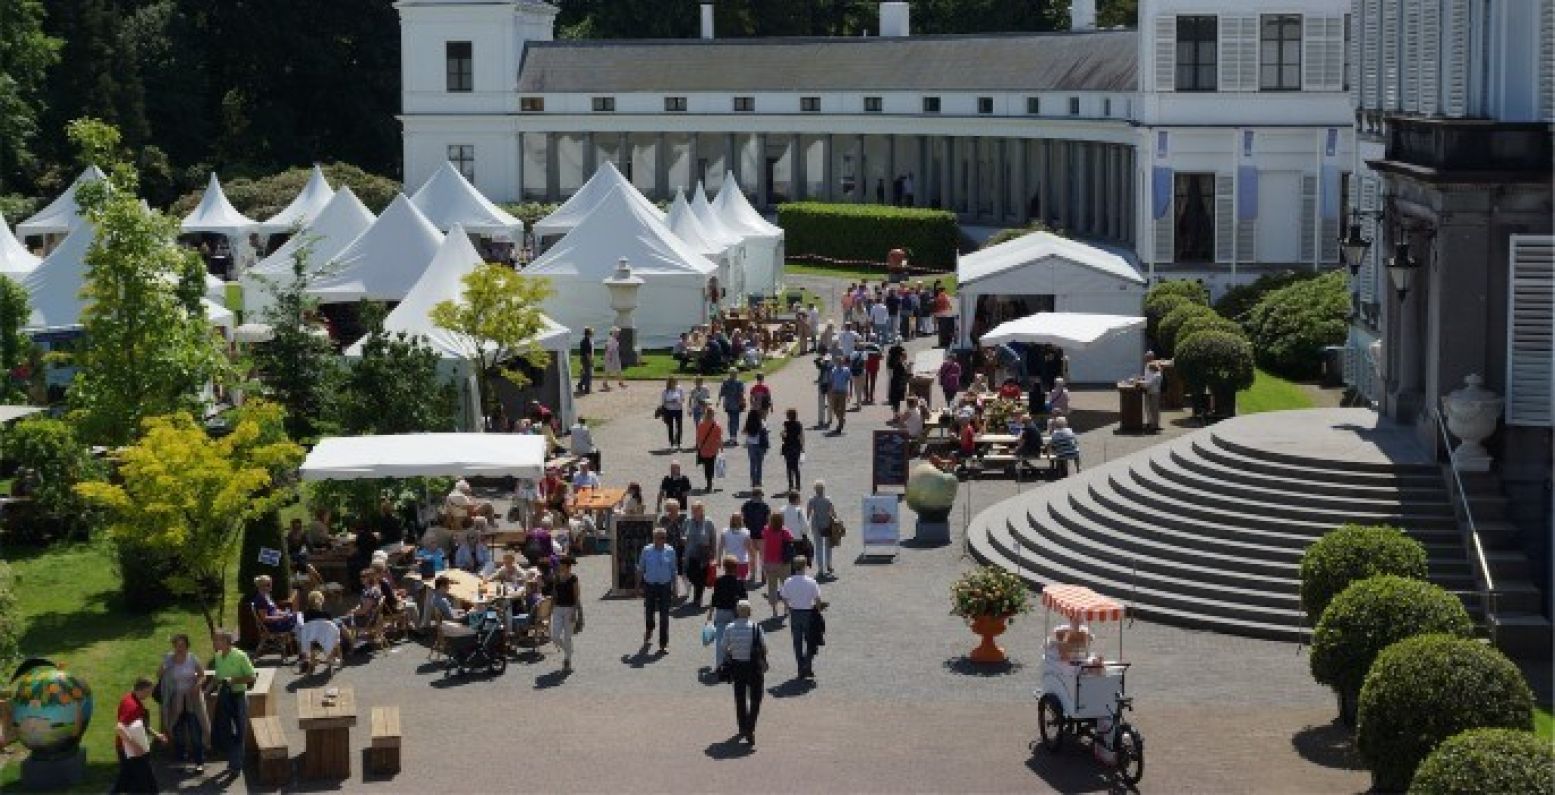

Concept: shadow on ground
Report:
left=1290, top=719, right=1365, bottom=771
left=943, top=657, right=1025, bottom=677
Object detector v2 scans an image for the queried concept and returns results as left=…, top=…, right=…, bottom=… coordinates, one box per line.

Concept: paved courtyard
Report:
left=195, top=279, right=1366, bottom=793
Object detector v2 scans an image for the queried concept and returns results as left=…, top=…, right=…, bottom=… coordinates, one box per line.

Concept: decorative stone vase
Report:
left=8, top=658, right=93, bottom=760
left=1441, top=374, right=1503, bottom=473
left=905, top=461, right=958, bottom=523
left=968, top=614, right=1011, bottom=664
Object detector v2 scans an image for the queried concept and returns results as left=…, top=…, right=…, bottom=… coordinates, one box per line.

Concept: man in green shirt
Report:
left=210, top=629, right=255, bottom=774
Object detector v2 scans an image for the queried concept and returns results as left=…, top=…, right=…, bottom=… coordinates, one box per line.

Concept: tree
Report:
left=1, top=416, right=103, bottom=543
left=0, top=275, right=33, bottom=402
left=76, top=402, right=304, bottom=635
left=0, top=0, right=62, bottom=191
left=251, top=234, right=340, bottom=441
left=38, top=0, right=149, bottom=168
left=64, top=118, right=228, bottom=446
left=430, top=264, right=554, bottom=416
left=337, top=314, right=458, bottom=435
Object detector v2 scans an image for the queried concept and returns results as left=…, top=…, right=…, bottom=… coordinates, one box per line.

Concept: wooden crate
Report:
left=368, top=706, right=402, bottom=776
left=249, top=715, right=290, bottom=787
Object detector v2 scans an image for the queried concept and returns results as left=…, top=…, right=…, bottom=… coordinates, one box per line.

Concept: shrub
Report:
left=1175, top=312, right=1244, bottom=352
left=777, top=202, right=959, bottom=270
left=498, top=202, right=560, bottom=231
left=1143, top=293, right=1194, bottom=347
left=114, top=539, right=183, bottom=611
left=2, top=417, right=104, bottom=544
left=950, top=566, right=1032, bottom=621
left=1410, top=728, right=1555, bottom=795
left=1214, top=270, right=1319, bottom=322
left=1299, top=523, right=1428, bottom=624
left=1157, top=302, right=1219, bottom=358
left=236, top=508, right=293, bottom=604
left=983, top=220, right=1066, bottom=248
left=169, top=163, right=400, bottom=218
left=1310, top=576, right=1473, bottom=725
left=0, top=561, right=19, bottom=670
left=1146, top=278, right=1210, bottom=307
left=1242, top=269, right=1349, bottom=379
left=1174, top=331, right=1255, bottom=414
left=1357, top=634, right=1534, bottom=792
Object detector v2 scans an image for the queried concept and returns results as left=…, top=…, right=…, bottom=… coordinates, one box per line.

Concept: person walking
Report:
left=684, top=501, right=717, bottom=608
left=806, top=480, right=837, bottom=578
left=781, top=489, right=810, bottom=566
left=657, top=498, right=691, bottom=592
left=157, top=633, right=209, bottom=775
left=761, top=515, right=793, bottom=618
left=718, top=370, right=745, bottom=446
left=655, top=461, right=693, bottom=513
left=778, top=557, right=823, bottom=679
left=603, top=327, right=625, bottom=390
left=577, top=327, right=595, bottom=395
left=740, top=488, right=771, bottom=584
left=749, top=372, right=773, bottom=418
left=794, top=307, right=811, bottom=354
left=693, top=410, right=723, bottom=492
left=742, top=410, right=769, bottom=491
left=812, top=354, right=833, bottom=429
left=887, top=344, right=910, bottom=416
left=864, top=344, right=883, bottom=403
left=659, top=377, right=686, bottom=450
left=719, top=600, right=767, bottom=746
left=1142, top=361, right=1163, bottom=432
left=689, top=376, right=711, bottom=425
left=717, top=514, right=755, bottom=581
left=208, top=629, right=255, bottom=774
left=550, top=556, right=582, bottom=672
left=636, top=528, right=677, bottom=653
left=112, top=676, right=165, bottom=794
left=706, top=556, right=748, bottom=673
left=779, top=408, right=804, bottom=492
left=826, top=354, right=853, bottom=435
left=938, top=355, right=962, bottom=406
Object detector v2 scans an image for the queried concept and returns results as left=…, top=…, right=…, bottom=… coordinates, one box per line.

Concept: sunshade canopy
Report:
left=665, top=192, right=722, bottom=258
left=527, top=185, right=715, bottom=278
left=181, top=173, right=256, bottom=236
left=257, top=165, right=334, bottom=235
left=959, top=231, right=1144, bottom=288
left=0, top=212, right=42, bottom=277
left=299, top=433, right=548, bottom=480
left=307, top=193, right=445, bottom=303
left=0, top=406, right=45, bottom=423
left=713, top=173, right=782, bottom=238
left=1041, top=584, right=1125, bottom=623
left=17, top=166, right=105, bottom=238
left=979, top=312, right=1145, bottom=350
left=409, top=161, right=523, bottom=237
left=532, top=161, right=663, bottom=238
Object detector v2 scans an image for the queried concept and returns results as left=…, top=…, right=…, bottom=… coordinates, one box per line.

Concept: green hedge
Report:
left=0, top=561, right=18, bottom=670
left=169, top=163, right=401, bottom=219
left=236, top=508, right=292, bottom=604
left=1410, top=728, right=1555, bottom=795
left=777, top=202, right=959, bottom=270
left=1143, top=293, right=1195, bottom=348
left=1146, top=279, right=1210, bottom=307
left=1299, top=523, right=1428, bottom=624
left=1176, top=313, right=1244, bottom=353
left=1214, top=270, right=1320, bottom=322
left=1158, top=303, right=1220, bottom=358
left=1242, top=269, right=1349, bottom=379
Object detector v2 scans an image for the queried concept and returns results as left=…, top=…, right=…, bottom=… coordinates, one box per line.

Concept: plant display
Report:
left=1409, top=728, right=1555, bottom=795
left=1298, top=523, right=1428, bottom=624
left=778, top=202, right=960, bottom=270
left=1357, top=634, right=1534, bottom=792
left=950, top=565, right=1032, bottom=621
left=1241, top=269, right=1349, bottom=379
left=2, top=416, right=105, bottom=544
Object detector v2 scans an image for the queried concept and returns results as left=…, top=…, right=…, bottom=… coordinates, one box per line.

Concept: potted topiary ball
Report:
left=950, top=566, right=1032, bottom=664
left=1298, top=524, right=1428, bottom=625
left=1174, top=330, right=1255, bottom=418
left=1409, top=728, right=1555, bottom=795
left=1356, top=634, right=1534, bottom=792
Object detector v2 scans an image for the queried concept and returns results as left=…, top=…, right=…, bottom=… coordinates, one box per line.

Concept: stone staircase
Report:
left=968, top=410, right=1480, bottom=642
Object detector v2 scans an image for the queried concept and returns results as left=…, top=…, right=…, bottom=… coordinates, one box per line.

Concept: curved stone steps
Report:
left=1169, top=445, right=1444, bottom=502
left=1053, top=493, right=1298, bottom=577
left=1211, top=431, right=1437, bottom=475
left=1148, top=455, right=1451, bottom=516
left=1193, top=437, right=1441, bottom=490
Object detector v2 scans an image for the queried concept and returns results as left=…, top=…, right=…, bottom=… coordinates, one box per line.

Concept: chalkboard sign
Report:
left=871, top=430, right=911, bottom=492
left=611, top=516, right=657, bottom=595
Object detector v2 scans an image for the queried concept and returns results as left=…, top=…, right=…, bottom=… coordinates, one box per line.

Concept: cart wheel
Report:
left=1116, top=724, right=1144, bottom=786
left=1037, top=694, right=1065, bottom=752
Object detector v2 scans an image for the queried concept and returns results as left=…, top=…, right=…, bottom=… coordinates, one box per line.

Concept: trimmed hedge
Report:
left=1143, top=293, right=1195, bottom=348
left=1310, top=576, right=1473, bottom=725
left=1242, top=269, right=1349, bottom=379
left=1299, top=523, right=1428, bottom=624
left=777, top=202, right=959, bottom=270
left=1146, top=278, right=1210, bottom=307
left=1175, top=330, right=1255, bottom=392
left=1157, top=302, right=1220, bottom=358
left=1176, top=312, right=1244, bottom=352
left=1410, top=728, right=1555, bottom=795
left=1214, top=270, right=1319, bottom=322
left=236, top=508, right=292, bottom=604
left=1357, top=634, right=1534, bottom=792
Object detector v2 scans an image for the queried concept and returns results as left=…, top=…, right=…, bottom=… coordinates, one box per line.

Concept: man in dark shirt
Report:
left=577, top=327, right=595, bottom=395
left=374, top=499, right=404, bottom=547
left=656, top=462, right=693, bottom=513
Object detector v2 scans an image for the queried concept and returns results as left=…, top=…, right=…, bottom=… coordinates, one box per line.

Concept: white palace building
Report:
left=399, top=0, right=1357, bottom=289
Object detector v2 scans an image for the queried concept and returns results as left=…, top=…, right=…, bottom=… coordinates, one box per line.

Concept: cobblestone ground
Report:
left=195, top=275, right=1367, bottom=794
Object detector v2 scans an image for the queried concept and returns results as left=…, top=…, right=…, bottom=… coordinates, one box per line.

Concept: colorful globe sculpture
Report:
left=8, top=659, right=93, bottom=760
left=905, top=461, right=958, bottom=522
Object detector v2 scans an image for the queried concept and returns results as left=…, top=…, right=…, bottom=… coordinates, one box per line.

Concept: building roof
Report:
left=958, top=230, right=1144, bottom=287
left=517, top=31, right=1138, bottom=93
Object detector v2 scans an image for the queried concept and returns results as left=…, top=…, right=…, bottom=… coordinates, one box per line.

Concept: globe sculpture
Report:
left=8, top=658, right=93, bottom=761
left=906, top=460, right=958, bottom=526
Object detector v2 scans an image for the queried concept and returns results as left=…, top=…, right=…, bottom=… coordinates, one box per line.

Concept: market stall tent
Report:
left=531, top=161, right=664, bottom=240
left=979, top=312, right=1146, bottom=350
left=666, top=191, right=730, bottom=294
left=527, top=184, right=715, bottom=347
left=300, top=433, right=549, bottom=480
left=181, top=173, right=256, bottom=236
left=956, top=232, right=1147, bottom=384
left=0, top=212, right=41, bottom=277
left=712, top=172, right=784, bottom=299
left=242, top=187, right=376, bottom=316
left=17, top=166, right=105, bottom=242
left=256, top=165, right=334, bottom=236
left=691, top=183, right=747, bottom=300
left=409, top=161, right=523, bottom=238
left=306, top=193, right=445, bottom=304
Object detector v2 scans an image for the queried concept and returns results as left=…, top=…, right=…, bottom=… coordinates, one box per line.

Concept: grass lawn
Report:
left=785, top=261, right=957, bottom=294
left=569, top=348, right=797, bottom=382
left=1236, top=368, right=1315, bottom=414
left=1536, top=706, right=1553, bottom=740
left=2, top=541, right=243, bottom=790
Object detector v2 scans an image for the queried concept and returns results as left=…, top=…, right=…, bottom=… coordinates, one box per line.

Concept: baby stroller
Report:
left=443, top=607, right=508, bottom=677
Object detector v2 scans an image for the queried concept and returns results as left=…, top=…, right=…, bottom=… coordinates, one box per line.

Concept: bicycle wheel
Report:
left=1037, top=694, right=1065, bottom=751
left=1116, top=724, right=1144, bottom=785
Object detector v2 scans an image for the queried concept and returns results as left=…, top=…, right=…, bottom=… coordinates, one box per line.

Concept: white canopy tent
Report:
left=532, top=161, right=664, bottom=240
left=242, top=187, right=376, bottom=316
left=343, top=225, right=574, bottom=430
left=666, top=191, right=731, bottom=293
left=691, top=183, right=747, bottom=300
left=0, top=212, right=42, bottom=277
left=957, top=232, right=1147, bottom=384
left=181, top=173, right=256, bottom=236
left=299, top=433, right=549, bottom=481
left=980, top=312, right=1146, bottom=349
left=712, top=172, right=785, bottom=299
left=256, top=165, right=334, bottom=236
left=409, top=161, right=523, bottom=238
left=306, top=194, right=444, bottom=304
left=17, top=166, right=106, bottom=241
left=527, top=184, right=715, bottom=347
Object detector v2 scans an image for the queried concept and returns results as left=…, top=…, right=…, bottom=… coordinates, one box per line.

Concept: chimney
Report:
left=1069, top=0, right=1096, bottom=31
left=700, top=3, right=714, bottom=39
left=879, top=1, right=910, bottom=37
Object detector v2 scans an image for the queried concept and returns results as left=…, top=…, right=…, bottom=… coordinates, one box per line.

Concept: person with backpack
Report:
left=748, top=372, right=773, bottom=418
left=718, top=600, right=767, bottom=746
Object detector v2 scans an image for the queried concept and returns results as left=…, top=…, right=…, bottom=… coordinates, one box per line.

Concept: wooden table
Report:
left=297, top=687, right=358, bottom=780
left=568, top=487, right=626, bottom=513
left=403, top=569, right=486, bottom=607
left=974, top=433, right=1021, bottom=448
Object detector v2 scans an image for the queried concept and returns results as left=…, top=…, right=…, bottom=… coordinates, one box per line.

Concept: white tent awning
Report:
left=958, top=231, right=1144, bottom=288
left=409, top=161, right=523, bottom=236
left=307, top=193, right=444, bottom=303
left=299, top=433, right=549, bottom=480
left=181, top=174, right=256, bottom=236
left=0, top=212, right=42, bottom=277
left=532, top=161, right=664, bottom=238
left=979, top=312, right=1145, bottom=350
left=712, top=173, right=782, bottom=239
left=257, top=165, right=334, bottom=235
left=17, top=166, right=105, bottom=239
left=665, top=192, right=723, bottom=259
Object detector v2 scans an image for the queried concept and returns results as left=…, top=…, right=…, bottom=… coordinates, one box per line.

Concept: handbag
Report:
left=704, top=562, right=717, bottom=588
left=754, top=627, right=769, bottom=674
left=714, top=453, right=727, bottom=478
left=701, top=621, right=717, bottom=647
left=653, top=406, right=665, bottom=420
left=573, top=607, right=585, bottom=634
left=830, top=518, right=847, bottom=543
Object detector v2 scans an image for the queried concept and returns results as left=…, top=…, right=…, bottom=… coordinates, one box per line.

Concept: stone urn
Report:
left=906, top=461, right=958, bottom=544
left=9, top=658, right=92, bottom=789
left=968, top=615, right=1011, bottom=664
left=1441, top=374, right=1503, bottom=473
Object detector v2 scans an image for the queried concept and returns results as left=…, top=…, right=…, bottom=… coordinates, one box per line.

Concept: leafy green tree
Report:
left=38, top=0, right=149, bottom=167
left=76, top=401, right=304, bottom=634
left=337, top=312, right=458, bottom=435
left=0, top=0, right=62, bottom=191
left=65, top=118, right=228, bottom=446
left=251, top=235, right=340, bottom=441
left=1, top=416, right=103, bottom=543
left=0, top=275, right=33, bottom=402
left=430, top=264, right=554, bottom=416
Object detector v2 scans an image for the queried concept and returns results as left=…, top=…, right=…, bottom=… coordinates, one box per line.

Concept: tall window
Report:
left=922, top=96, right=941, bottom=113
left=1173, top=173, right=1216, bottom=262
left=1175, top=15, right=1218, bottom=91
left=520, top=97, right=544, bottom=112
left=1260, top=14, right=1302, bottom=91
left=977, top=97, right=994, bottom=114
left=863, top=96, right=883, bottom=112
left=592, top=96, right=615, bottom=112
left=664, top=96, right=687, bottom=112
left=1103, top=98, right=1113, bottom=116
left=800, top=96, right=821, bottom=112
left=733, top=96, right=754, bottom=112
left=448, top=145, right=475, bottom=182
left=1068, top=97, right=1080, bottom=115
left=445, top=42, right=473, bottom=93
left=1026, top=97, right=1040, bottom=114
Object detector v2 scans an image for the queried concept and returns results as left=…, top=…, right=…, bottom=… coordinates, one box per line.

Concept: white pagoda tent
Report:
left=181, top=173, right=256, bottom=237
left=344, top=225, right=573, bottom=429
left=16, top=166, right=106, bottom=244
left=0, top=213, right=41, bottom=278
left=713, top=172, right=785, bottom=299
left=409, top=161, right=523, bottom=238
left=690, top=183, right=748, bottom=301
left=666, top=192, right=730, bottom=290
left=306, top=194, right=444, bottom=304
left=527, top=184, right=715, bottom=347
left=241, top=187, right=375, bottom=316
left=256, top=165, right=334, bottom=237
left=531, top=161, right=664, bottom=240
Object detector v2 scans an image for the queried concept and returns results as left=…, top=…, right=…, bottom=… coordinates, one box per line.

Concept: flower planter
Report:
left=968, top=614, right=1011, bottom=664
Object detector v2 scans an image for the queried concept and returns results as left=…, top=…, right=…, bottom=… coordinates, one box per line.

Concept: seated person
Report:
left=997, top=377, right=1024, bottom=401
left=305, top=509, right=334, bottom=549
left=425, top=575, right=467, bottom=631
left=899, top=397, right=926, bottom=440
left=486, top=552, right=531, bottom=589
left=699, top=343, right=725, bottom=374
left=297, top=590, right=340, bottom=674
left=672, top=333, right=692, bottom=368
left=250, top=575, right=296, bottom=634
left=453, top=528, right=492, bottom=574
left=540, top=468, right=569, bottom=520
left=958, top=417, right=980, bottom=462
left=967, top=373, right=990, bottom=397
left=338, top=568, right=384, bottom=652
left=571, top=460, right=601, bottom=490
left=1048, top=417, right=1081, bottom=475
left=346, top=522, right=379, bottom=589
left=371, top=559, right=416, bottom=623
left=740, top=344, right=763, bottom=369
left=522, top=519, right=556, bottom=569
left=1017, top=414, right=1045, bottom=458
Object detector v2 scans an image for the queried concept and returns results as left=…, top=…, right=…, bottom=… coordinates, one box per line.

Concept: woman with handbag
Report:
left=718, top=600, right=767, bottom=746
left=550, top=556, right=582, bottom=673
left=693, top=410, right=723, bottom=493
left=805, top=480, right=838, bottom=578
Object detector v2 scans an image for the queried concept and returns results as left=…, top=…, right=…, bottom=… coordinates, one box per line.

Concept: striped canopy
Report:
left=1041, top=584, right=1125, bottom=623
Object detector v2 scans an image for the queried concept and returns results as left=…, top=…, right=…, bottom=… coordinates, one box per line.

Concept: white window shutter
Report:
left=1418, top=0, right=1441, bottom=115
left=1441, top=0, right=1470, bottom=117
left=1215, top=174, right=1235, bottom=263
left=1155, top=15, right=1177, bottom=92
left=1328, top=16, right=1347, bottom=91
left=1321, top=217, right=1340, bottom=264
left=1236, top=218, right=1257, bottom=264
left=1361, top=0, right=1381, bottom=108
left=1506, top=235, right=1554, bottom=427
left=1359, top=175, right=1379, bottom=303
left=1153, top=213, right=1175, bottom=264
left=1304, top=17, right=1346, bottom=92
left=1402, top=0, right=1421, bottom=112
left=1299, top=175, right=1317, bottom=264
left=1220, top=16, right=1258, bottom=92
left=1540, top=0, right=1553, bottom=122
left=1383, top=0, right=1401, bottom=109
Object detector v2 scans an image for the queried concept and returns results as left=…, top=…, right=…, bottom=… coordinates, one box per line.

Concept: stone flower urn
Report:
left=906, top=461, right=959, bottom=544
left=1441, top=374, right=1503, bottom=473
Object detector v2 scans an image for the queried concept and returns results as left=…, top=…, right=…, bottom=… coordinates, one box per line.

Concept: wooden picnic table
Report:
left=568, top=486, right=626, bottom=513
left=297, top=687, right=358, bottom=780
left=404, top=568, right=486, bottom=607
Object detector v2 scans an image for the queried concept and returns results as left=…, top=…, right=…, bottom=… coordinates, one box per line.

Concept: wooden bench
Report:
left=250, top=715, right=290, bottom=787
left=368, top=706, right=402, bottom=776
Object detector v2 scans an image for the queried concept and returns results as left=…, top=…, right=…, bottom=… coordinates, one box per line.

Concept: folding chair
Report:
left=250, top=605, right=298, bottom=663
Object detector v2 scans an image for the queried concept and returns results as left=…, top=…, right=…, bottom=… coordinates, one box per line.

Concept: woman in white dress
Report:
left=603, top=327, right=625, bottom=390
